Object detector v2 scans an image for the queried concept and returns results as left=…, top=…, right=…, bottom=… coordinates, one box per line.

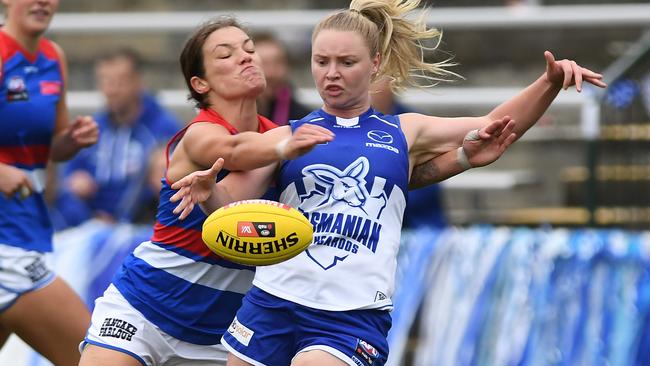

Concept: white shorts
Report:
left=0, top=243, right=55, bottom=312
left=82, top=284, right=228, bottom=366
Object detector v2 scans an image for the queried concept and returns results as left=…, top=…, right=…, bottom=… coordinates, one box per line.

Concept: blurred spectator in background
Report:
left=254, top=32, right=311, bottom=125
left=371, top=76, right=447, bottom=229
left=51, top=48, right=181, bottom=229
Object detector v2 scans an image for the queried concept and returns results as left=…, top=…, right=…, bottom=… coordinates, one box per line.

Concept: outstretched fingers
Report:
left=209, top=158, right=225, bottom=177
left=294, top=124, right=335, bottom=141
left=497, top=120, right=516, bottom=145
left=169, top=158, right=225, bottom=220
left=499, top=133, right=518, bottom=153
left=172, top=191, right=194, bottom=220
left=584, top=72, right=607, bottom=88
left=481, top=116, right=512, bottom=139
left=170, top=159, right=224, bottom=192
left=545, top=50, right=607, bottom=90
left=286, top=124, right=335, bottom=159
left=571, top=61, right=583, bottom=92
left=561, top=61, right=573, bottom=90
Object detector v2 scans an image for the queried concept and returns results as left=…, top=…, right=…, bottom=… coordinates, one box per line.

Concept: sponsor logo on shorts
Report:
left=215, top=230, right=299, bottom=255
left=227, top=317, right=253, bottom=346
left=237, top=222, right=276, bottom=238
left=355, top=339, right=379, bottom=365
left=24, top=257, right=49, bottom=283
left=351, top=355, right=365, bottom=366
left=99, top=318, right=138, bottom=341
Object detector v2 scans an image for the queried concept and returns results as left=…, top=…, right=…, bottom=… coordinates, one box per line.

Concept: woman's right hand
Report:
left=278, top=123, right=334, bottom=160
left=0, top=164, right=34, bottom=199
left=170, top=158, right=225, bottom=220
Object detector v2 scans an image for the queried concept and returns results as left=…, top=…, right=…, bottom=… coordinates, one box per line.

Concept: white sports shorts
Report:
left=0, top=243, right=55, bottom=312
left=82, top=284, right=228, bottom=366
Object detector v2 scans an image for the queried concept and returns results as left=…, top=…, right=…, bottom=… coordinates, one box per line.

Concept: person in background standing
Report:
left=254, top=32, right=311, bottom=125
left=52, top=48, right=182, bottom=228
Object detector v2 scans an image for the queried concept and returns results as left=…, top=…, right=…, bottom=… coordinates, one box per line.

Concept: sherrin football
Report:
left=202, top=199, right=313, bottom=266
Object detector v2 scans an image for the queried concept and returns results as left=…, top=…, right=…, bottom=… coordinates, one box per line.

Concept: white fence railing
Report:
left=37, top=4, right=650, bottom=34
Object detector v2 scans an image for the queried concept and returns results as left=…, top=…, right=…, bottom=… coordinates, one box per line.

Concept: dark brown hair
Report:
left=179, top=16, right=248, bottom=109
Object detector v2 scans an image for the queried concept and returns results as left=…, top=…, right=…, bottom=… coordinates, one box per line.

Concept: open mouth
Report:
left=30, top=9, right=51, bottom=18
left=325, top=85, right=343, bottom=95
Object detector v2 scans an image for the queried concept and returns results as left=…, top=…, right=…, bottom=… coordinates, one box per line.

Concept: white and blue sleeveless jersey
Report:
left=253, top=107, right=409, bottom=311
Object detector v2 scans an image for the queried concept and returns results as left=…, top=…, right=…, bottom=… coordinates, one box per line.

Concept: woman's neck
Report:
left=322, top=98, right=372, bottom=119
left=1, top=23, right=41, bottom=53
left=211, top=97, right=260, bottom=132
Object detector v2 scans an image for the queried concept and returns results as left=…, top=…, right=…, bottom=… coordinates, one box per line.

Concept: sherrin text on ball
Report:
left=202, top=199, right=313, bottom=266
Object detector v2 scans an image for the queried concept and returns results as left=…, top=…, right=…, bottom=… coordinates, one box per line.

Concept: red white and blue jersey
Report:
left=254, top=108, right=410, bottom=311
left=0, top=30, right=62, bottom=252
left=112, top=108, right=278, bottom=345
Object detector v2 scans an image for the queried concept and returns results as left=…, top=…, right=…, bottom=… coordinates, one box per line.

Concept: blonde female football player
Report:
left=170, top=0, right=606, bottom=365
left=79, top=14, right=520, bottom=366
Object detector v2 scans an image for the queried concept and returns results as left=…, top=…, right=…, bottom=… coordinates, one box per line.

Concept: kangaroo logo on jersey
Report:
left=303, top=156, right=372, bottom=209
left=295, top=157, right=390, bottom=270
left=7, top=76, right=28, bottom=101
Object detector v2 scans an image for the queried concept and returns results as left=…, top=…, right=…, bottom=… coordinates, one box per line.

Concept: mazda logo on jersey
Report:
left=367, top=130, right=393, bottom=144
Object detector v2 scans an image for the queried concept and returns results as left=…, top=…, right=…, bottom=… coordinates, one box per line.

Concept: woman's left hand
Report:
left=464, top=116, right=517, bottom=168
left=170, top=158, right=225, bottom=220
left=544, top=50, right=607, bottom=92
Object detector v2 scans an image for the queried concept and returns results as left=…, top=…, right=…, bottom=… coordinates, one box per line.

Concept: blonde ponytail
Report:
left=313, top=0, right=459, bottom=91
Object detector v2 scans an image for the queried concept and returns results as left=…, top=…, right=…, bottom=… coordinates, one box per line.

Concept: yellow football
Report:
left=201, top=199, right=313, bottom=266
